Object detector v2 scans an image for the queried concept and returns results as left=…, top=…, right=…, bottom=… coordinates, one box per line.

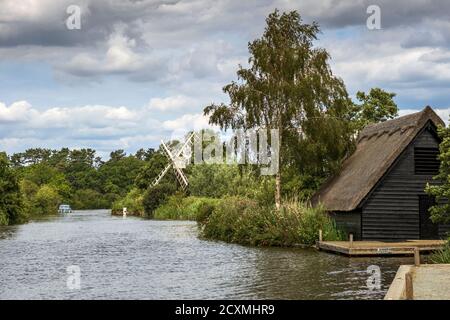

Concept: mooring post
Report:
left=349, top=233, right=353, bottom=247
left=405, top=272, right=414, bottom=300
left=414, top=247, right=420, bottom=266
left=319, top=229, right=323, bottom=242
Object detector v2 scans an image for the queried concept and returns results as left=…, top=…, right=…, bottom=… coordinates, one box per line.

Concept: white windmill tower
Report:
left=151, top=132, right=199, bottom=190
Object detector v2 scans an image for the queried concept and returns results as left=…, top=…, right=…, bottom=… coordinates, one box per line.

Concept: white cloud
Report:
left=162, top=113, right=217, bottom=141
left=319, top=25, right=450, bottom=106
left=62, top=25, right=145, bottom=76
left=0, top=99, right=216, bottom=155
left=0, top=0, right=64, bottom=22
left=147, top=95, right=197, bottom=112
left=399, top=107, right=450, bottom=124
left=5, top=0, right=450, bottom=99
left=29, top=105, right=139, bottom=129
left=162, top=113, right=212, bottom=131
left=0, top=101, right=36, bottom=122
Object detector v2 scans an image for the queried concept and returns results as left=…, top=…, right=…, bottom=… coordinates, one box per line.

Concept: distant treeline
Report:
left=0, top=147, right=155, bottom=225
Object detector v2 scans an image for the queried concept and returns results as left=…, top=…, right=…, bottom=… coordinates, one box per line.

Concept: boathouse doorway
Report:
left=419, top=195, right=439, bottom=239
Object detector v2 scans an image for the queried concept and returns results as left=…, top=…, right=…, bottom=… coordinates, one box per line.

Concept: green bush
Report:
left=195, top=199, right=218, bottom=223
left=189, top=164, right=237, bottom=198
left=198, top=197, right=343, bottom=246
left=142, top=183, right=176, bottom=217
left=154, top=195, right=220, bottom=220
left=189, top=164, right=275, bottom=206
left=112, top=188, right=144, bottom=216
left=430, top=237, right=450, bottom=264
left=0, top=153, right=27, bottom=225
left=71, top=189, right=113, bottom=209
left=279, top=201, right=343, bottom=245
left=200, top=196, right=260, bottom=243
left=31, top=185, right=61, bottom=216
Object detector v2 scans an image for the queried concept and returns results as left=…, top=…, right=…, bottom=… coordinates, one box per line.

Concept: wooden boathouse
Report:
left=313, top=106, right=450, bottom=242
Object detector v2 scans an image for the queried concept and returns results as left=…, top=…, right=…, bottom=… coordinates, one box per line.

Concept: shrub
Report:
left=153, top=195, right=219, bottom=221
left=430, top=237, right=450, bottom=264
left=0, top=211, right=7, bottom=226
left=71, top=189, right=113, bottom=209
left=189, top=164, right=275, bottom=206
left=198, top=197, right=344, bottom=246
left=0, top=153, right=27, bottom=225
left=195, top=199, right=218, bottom=223
left=200, top=196, right=260, bottom=243
left=142, top=183, right=176, bottom=217
left=189, top=164, right=242, bottom=198
left=112, top=188, right=145, bottom=216
left=279, top=201, right=343, bottom=245
left=234, top=174, right=275, bottom=207
left=31, top=185, right=61, bottom=216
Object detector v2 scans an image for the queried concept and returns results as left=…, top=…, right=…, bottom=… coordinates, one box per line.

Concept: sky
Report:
left=2, top=0, right=450, bottom=158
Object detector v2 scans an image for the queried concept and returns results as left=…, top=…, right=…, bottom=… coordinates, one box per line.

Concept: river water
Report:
left=0, top=210, right=411, bottom=300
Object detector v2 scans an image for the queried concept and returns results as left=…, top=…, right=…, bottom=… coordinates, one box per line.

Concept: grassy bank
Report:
left=153, top=195, right=219, bottom=220
left=146, top=194, right=343, bottom=247
left=197, top=196, right=343, bottom=246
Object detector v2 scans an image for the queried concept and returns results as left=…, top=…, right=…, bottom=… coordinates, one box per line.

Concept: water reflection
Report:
left=0, top=225, right=20, bottom=240
left=248, top=247, right=409, bottom=300
left=0, top=210, right=411, bottom=299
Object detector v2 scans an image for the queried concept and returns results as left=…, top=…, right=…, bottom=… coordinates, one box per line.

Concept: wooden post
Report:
left=405, top=272, right=414, bottom=300
left=349, top=233, right=353, bottom=247
left=319, top=229, right=323, bottom=242
left=414, top=247, right=420, bottom=266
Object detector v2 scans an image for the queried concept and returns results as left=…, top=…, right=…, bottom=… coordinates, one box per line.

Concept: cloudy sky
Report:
left=1, top=0, right=450, bottom=158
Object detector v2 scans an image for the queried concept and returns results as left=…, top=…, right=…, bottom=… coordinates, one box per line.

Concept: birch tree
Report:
left=204, top=10, right=353, bottom=208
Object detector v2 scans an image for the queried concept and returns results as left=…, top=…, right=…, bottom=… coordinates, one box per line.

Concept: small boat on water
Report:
left=58, top=204, right=72, bottom=214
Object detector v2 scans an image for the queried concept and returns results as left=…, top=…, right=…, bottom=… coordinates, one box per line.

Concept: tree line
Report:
left=0, top=148, right=154, bottom=225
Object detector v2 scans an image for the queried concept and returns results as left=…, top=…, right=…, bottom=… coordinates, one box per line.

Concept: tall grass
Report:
left=145, top=192, right=344, bottom=246
left=430, top=237, right=450, bottom=264
left=198, top=196, right=344, bottom=246
left=153, top=195, right=220, bottom=220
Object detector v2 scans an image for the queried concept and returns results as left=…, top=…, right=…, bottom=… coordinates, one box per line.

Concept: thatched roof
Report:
left=312, top=106, right=444, bottom=212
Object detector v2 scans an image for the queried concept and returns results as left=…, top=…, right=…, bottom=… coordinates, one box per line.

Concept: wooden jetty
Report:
left=317, top=239, right=445, bottom=256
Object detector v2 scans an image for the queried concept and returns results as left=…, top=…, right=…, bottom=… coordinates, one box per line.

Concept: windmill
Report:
left=151, top=132, right=199, bottom=190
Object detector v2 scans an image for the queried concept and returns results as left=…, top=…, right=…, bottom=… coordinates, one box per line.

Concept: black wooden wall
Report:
left=361, top=124, right=450, bottom=241
left=329, top=210, right=361, bottom=240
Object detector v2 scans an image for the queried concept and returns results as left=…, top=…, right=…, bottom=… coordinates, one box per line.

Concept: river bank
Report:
left=0, top=209, right=410, bottom=299
left=129, top=194, right=344, bottom=247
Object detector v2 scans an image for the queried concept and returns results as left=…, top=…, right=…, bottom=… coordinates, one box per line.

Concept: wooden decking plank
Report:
left=317, top=240, right=445, bottom=256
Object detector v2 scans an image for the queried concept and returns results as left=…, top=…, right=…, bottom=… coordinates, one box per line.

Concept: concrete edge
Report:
left=384, top=265, right=415, bottom=300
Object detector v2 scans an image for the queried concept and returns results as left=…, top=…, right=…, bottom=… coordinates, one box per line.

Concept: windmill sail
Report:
left=151, top=132, right=199, bottom=190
